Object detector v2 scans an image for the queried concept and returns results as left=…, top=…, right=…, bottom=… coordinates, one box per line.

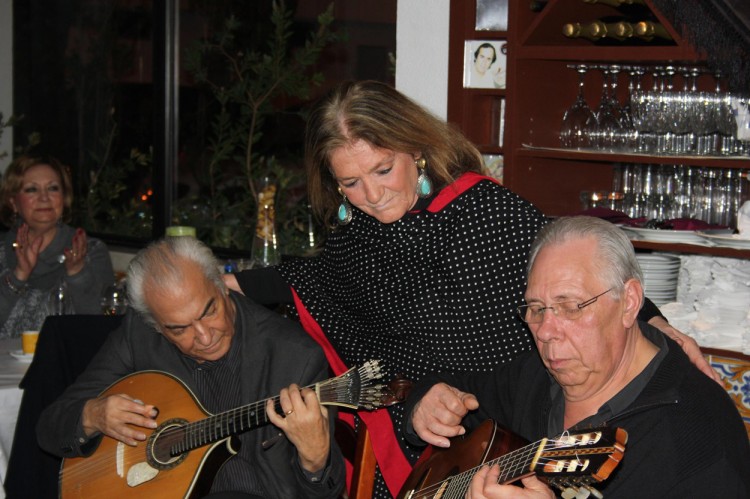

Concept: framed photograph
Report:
left=463, top=40, right=507, bottom=89
left=475, top=0, right=508, bottom=31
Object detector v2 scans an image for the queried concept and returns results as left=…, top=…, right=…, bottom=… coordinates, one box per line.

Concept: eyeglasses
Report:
left=517, top=288, right=613, bottom=324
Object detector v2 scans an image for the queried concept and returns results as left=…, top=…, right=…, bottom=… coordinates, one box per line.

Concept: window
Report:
left=11, top=0, right=396, bottom=255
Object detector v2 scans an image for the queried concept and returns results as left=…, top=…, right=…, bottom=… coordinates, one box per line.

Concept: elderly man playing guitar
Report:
left=37, top=236, right=346, bottom=499
left=402, top=217, right=750, bottom=499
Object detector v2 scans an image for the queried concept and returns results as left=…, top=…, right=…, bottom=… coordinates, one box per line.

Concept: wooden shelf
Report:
left=632, top=240, right=750, bottom=259
left=515, top=45, right=697, bottom=61
left=447, top=0, right=748, bottom=260
left=518, top=146, right=750, bottom=169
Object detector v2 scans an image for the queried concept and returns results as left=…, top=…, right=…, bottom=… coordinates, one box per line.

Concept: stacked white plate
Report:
left=636, top=254, right=680, bottom=306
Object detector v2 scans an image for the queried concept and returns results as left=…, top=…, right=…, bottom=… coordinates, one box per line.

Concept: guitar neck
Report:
left=434, top=428, right=626, bottom=497
left=172, top=361, right=385, bottom=455
left=491, top=438, right=548, bottom=483
left=167, top=398, right=273, bottom=455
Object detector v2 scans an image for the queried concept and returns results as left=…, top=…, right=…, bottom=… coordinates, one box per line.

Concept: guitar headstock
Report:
left=317, top=360, right=413, bottom=411
left=532, top=427, right=628, bottom=498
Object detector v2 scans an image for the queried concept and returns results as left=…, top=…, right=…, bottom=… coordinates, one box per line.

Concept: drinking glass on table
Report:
left=47, top=279, right=74, bottom=316
left=101, top=282, right=128, bottom=316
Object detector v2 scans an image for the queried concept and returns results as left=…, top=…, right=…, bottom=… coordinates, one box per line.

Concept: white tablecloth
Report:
left=0, top=338, right=29, bottom=499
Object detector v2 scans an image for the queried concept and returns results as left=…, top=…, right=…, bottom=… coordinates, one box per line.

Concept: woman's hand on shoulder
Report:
left=648, top=316, right=721, bottom=383
left=64, top=228, right=88, bottom=276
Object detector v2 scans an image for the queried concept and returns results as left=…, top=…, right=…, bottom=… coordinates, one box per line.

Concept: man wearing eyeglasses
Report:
left=403, top=216, right=750, bottom=498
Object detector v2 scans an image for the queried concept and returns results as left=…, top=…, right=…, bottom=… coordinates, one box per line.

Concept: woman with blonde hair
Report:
left=226, top=81, right=711, bottom=497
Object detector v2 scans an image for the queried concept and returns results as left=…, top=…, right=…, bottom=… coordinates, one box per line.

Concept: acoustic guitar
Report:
left=399, top=419, right=627, bottom=499
left=61, top=360, right=389, bottom=498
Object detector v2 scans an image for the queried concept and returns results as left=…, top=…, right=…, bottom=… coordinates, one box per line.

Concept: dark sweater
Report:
left=404, top=322, right=750, bottom=498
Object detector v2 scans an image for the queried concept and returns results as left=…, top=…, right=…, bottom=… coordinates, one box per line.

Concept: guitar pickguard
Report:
left=126, top=462, right=159, bottom=487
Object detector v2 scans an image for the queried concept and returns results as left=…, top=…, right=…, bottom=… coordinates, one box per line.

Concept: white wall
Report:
left=395, top=0, right=450, bottom=120
left=0, top=0, right=13, bottom=172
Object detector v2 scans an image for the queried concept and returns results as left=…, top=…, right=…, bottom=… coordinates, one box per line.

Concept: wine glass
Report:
left=48, top=279, right=75, bottom=316
left=592, top=65, right=624, bottom=151
left=620, top=65, right=643, bottom=151
left=716, top=93, right=738, bottom=155
left=101, top=282, right=128, bottom=315
left=560, top=64, right=596, bottom=149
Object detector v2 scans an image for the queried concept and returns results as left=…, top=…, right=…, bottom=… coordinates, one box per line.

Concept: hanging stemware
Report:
left=592, top=64, right=623, bottom=151
left=560, top=64, right=596, bottom=149
left=621, top=65, right=644, bottom=151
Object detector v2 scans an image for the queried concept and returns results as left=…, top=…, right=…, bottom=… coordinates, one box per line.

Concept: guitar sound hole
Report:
left=147, top=418, right=189, bottom=469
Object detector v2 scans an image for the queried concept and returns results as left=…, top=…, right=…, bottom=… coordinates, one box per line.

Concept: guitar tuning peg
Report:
left=584, top=486, right=603, bottom=499
left=561, top=488, right=578, bottom=499
left=560, top=486, right=591, bottom=499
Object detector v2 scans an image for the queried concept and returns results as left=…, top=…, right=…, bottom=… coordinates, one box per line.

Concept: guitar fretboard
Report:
left=154, top=361, right=384, bottom=457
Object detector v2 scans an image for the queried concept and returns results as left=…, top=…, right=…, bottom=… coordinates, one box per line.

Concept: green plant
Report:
left=0, top=113, right=41, bottom=161
left=0, top=112, right=12, bottom=163
left=182, top=1, right=339, bottom=252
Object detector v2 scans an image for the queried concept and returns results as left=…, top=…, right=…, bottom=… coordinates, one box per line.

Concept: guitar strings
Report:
left=61, top=363, right=380, bottom=487
left=61, top=390, right=316, bottom=484
left=407, top=437, right=612, bottom=499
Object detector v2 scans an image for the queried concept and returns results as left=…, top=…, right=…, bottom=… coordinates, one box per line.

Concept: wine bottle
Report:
left=586, top=20, right=608, bottom=40
left=634, top=21, right=672, bottom=41
left=562, top=21, right=606, bottom=41
left=562, top=22, right=584, bottom=38
left=606, top=21, right=634, bottom=41
left=562, top=20, right=633, bottom=41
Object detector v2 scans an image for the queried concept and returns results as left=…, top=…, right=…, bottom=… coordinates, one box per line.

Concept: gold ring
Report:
left=71, top=251, right=77, bottom=257
left=286, top=409, right=294, bottom=415
left=12, top=242, right=21, bottom=249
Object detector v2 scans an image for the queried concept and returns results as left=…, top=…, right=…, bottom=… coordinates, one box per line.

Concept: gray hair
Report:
left=126, top=236, right=225, bottom=328
left=527, top=216, right=644, bottom=299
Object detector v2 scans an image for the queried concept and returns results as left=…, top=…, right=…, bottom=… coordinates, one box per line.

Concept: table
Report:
left=0, top=338, right=29, bottom=499
left=3, top=314, right=122, bottom=498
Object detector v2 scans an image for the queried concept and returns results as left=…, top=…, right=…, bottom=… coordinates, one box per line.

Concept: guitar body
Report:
left=398, top=420, right=528, bottom=499
left=59, top=361, right=390, bottom=498
left=61, top=371, right=237, bottom=499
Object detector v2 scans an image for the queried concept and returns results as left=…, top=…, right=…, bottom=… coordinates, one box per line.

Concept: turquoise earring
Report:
left=337, top=188, right=352, bottom=225
left=416, top=157, right=433, bottom=198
